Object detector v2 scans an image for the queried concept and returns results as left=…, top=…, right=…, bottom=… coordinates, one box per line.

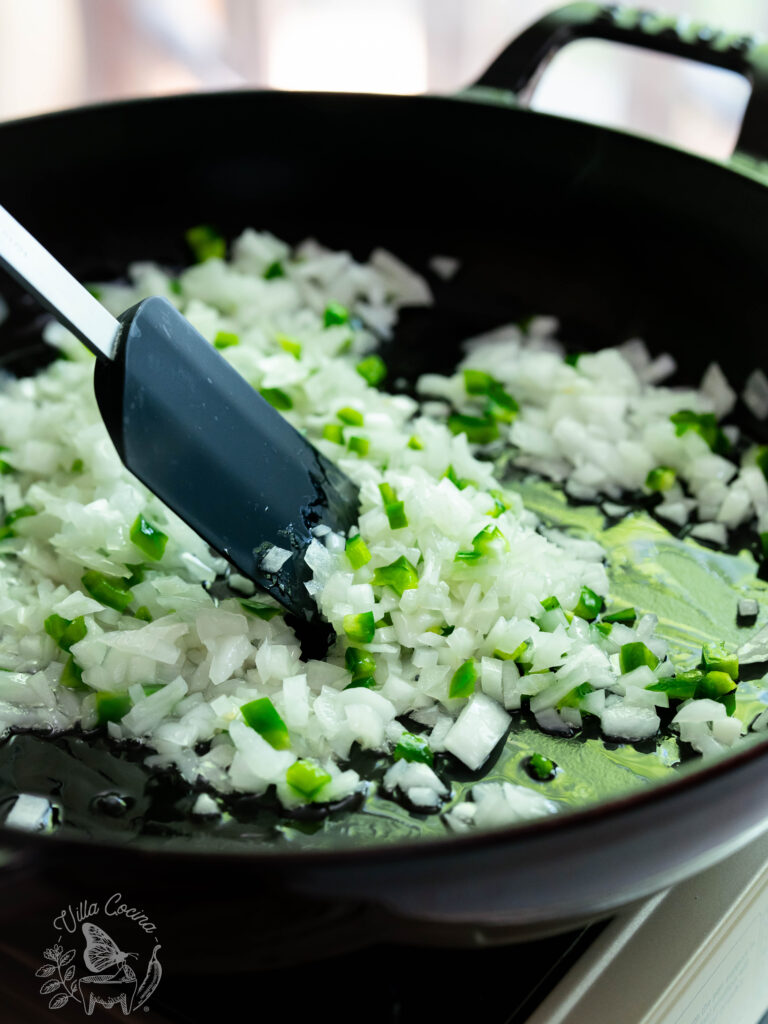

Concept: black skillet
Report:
left=2, top=3, right=768, bottom=968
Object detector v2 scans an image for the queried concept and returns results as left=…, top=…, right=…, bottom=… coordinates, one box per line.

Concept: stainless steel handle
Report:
left=0, top=205, right=118, bottom=361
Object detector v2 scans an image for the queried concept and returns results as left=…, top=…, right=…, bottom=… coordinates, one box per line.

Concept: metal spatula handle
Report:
left=0, top=204, right=118, bottom=361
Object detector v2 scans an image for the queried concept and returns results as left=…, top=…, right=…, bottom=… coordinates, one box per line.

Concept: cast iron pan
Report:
left=1, top=3, right=768, bottom=968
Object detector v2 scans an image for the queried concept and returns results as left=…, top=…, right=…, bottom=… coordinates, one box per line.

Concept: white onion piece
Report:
left=5, top=793, right=52, bottom=831
left=744, top=368, right=768, bottom=419
left=601, top=703, right=660, bottom=740
left=700, top=362, right=736, bottom=417
left=672, top=698, right=726, bottom=724
left=469, top=781, right=558, bottom=829
left=191, top=793, right=220, bottom=817
left=443, top=693, right=510, bottom=770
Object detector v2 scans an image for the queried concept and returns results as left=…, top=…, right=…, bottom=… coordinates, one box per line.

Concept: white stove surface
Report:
left=527, top=829, right=768, bottom=1024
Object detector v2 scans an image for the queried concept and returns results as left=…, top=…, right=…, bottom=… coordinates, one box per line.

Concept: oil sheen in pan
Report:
left=1, top=476, right=766, bottom=852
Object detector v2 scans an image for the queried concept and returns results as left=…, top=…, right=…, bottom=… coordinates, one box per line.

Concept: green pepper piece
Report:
left=702, top=642, right=738, bottom=680
left=718, top=691, right=737, bottom=716
left=619, top=641, right=659, bottom=673
left=460, top=369, right=518, bottom=417
left=345, top=647, right=376, bottom=682
left=142, top=683, right=165, bottom=697
left=44, top=614, right=69, bottom=648
left=95, top=691, right=132, bottom=725
left=343, top=611, right=375, bottom=644
left=463, top=369, right=497, bottom=394
left=485, top=386, right=519, bottom=423
left=277, top=334, right=302, bottom=359
left=573, top=585, right=604, bottom=621
left=697, top=670, right=737, bottom=699
left=125, top=563, right=145, bottom=587
left=263, top=260, right=285, bottom=280
left=286, top=759, right=331, bottom=799
left=603, top=607, right=637, bottom=625
left=348, top=436, right=369, bottom=456
left=648, top=670, right=702, bottom=700
left=488, top=489, right=509, bottom=515
left=540, top=596, right=560, bottom=612
left=456, top=525, right=507, bottom=563
left=260, top=387, right=293, bottom=411
left=239, top=599, right=282, bottom=620
left=343, top=676, right=377, bottom=690
left=59, top=654, right=86, bottom=690
left=454, top=550, right=482, bottom=563
left=134, top=605, right=153, bottom=622
left=394, top=731, right=434, bottom=767
left=345, top=534, right=371, bottom=569
left=670, top=410, right=730, bottom=455
left=645, top=465, right=676, bottom=492
left=379, top=483, right=409, bottom=528
left=213, top=330, right=239, bottom=349
left=81, top=571, right=132, bottom=613
left=443, top=464, right=472, bottom=490
left=527, top=752, right=556, bottom=780
left=558, top=682, right=594, bottom=708
left=449, top=658, right=477, bottom=699
left=472, top=524, right=509, bottom=557
left=130, top=514, right=168, bottom=561
left=0, top=446, right=14, bottom=475
left=493, top=640, right=529, bottom=662
left=594, top=622, right=613, bottom=638
left=447, top=414, right=499, bottom=444
left=356, top=354, right=387, bottom=386
left=185, top=224, right=226, bottom=262
left=241, top=697, right=290, bottom=750
left=322, top=423, right=344, bottom=444
left=4, top=504, right=35, bottom=527
left=70, top=458, right=84, bottom=473
left=407, top=435, right=423, bottom=451
left=372, top=556, right=419, bottom=596
left=44, top=614, right=87, bottom=653
left=385, top=501, right=408, bottom=530
left=337, top=406, right=364, bottom=426
left=323, top=302, right=350, bottom=327
left=63, top=615, right=86, bottom=649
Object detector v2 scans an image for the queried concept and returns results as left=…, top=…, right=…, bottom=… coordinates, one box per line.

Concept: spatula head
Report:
left=94, top=296, right=360, bottom=622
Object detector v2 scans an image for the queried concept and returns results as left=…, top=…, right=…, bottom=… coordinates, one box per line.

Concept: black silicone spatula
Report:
left=0, top=205, right=360, bottom=622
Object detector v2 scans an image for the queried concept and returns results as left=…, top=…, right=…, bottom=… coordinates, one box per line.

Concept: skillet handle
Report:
left=473, top=2, right=768, bottom=163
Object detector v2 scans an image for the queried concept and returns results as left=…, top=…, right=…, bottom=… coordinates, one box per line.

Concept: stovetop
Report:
left=1, top=920, right=602, bottom=1024
left=2, top=830, right=768, bottom=1024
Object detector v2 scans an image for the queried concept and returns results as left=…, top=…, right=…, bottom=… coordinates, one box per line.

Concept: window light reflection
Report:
left=265, top=0, right=427, bottom=94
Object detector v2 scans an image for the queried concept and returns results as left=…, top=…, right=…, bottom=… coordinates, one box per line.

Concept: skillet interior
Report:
left=1, top=91, right=768, bottom=953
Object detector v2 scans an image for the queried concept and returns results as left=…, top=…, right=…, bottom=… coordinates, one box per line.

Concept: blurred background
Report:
left=0, top=0, right=764, bottom=159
